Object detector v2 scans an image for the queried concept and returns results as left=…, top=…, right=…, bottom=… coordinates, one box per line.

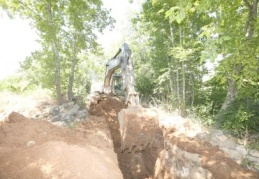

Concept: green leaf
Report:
left=176, top=7, right=185, bottom=24
left=157, top=9, right=165, bottom=14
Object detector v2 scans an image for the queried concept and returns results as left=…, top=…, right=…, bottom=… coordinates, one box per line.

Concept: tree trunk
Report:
left=176, top=68, right=180, bottom=107
left=179, top=24, right=186, bottom=115
left=67, top=36, right=77, bottom=101
left=67, top=57, right=76, bottom=101
left=52, top=41, right=63, bottom=104
left=167, top=56, right=174, bottom=96
left=47, top=1, right=63, bottom=104
left=182, top=61, right=186, bottom=112
left=220, top=79, right=238, bottom=111
left=189, top=73, right=194, bottom=107
left=219, top=0, right=258, bottom=116
left=244, top=0, right=258, bottom=39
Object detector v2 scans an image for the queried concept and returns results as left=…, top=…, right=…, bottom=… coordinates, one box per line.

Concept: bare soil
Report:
left=0, top=112, right=122, bottom=179
left=88, top=94, right=164, bottom=179
left=0, top=93, right=258, bottom=179
left=169, top=135, right=259, bottom=179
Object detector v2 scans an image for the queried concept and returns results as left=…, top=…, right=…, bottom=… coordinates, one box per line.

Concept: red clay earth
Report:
left=88, top=94, right=164, bottom=179
left=0, top=94, right=258, bottom=179
left=0, top=112, right=122, bottom=179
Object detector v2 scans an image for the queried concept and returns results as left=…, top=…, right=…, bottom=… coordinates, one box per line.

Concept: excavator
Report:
left=103, top=43, right=159, bottom=152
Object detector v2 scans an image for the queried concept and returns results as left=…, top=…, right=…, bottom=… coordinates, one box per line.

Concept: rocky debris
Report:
left=159, top=110, right=259, bottom=172
left=49, top=102, right=88, bottom=126
left=195, top=130, right=259, bottom=172
left=155, top=135, right=259, bottom=179
left=159, top=109, right=259, bottom=173
left=26, top=140, right=36, bottom=147
left=250, top=150, right=259, bottom=158
left=33, top=101, right=88, bottom=127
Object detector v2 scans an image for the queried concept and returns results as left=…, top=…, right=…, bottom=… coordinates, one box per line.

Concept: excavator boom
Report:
left=103, top=43, right=159, bottom=152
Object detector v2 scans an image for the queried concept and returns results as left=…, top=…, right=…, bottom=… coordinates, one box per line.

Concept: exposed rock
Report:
left=249, top=150, right=259, bottom=158
left=222, top=147, right=242, bottom=160
left=61, top=102, right=70, bottom=109
left=75, top=118, right=81, bottom=122
left=49, top=106, right=59, bottom=116
left=212, top=130, right=223, bottom=136
left=195, top=132, right=208, bottom=141
left=211, top=135, right=218, bottom=143
left=77, top=109, right=88, bottom=119
left=59, top=105, right=66, bottom=113
left=210, top=140, right=218, bottom=146
left=236, top=145, right=248, bottom=156
left=27, top=140, right=35, bottom=147
left=60, top=114, right=71, bottom=122
left=223, top=139, right=236, bottom=149
left=247, top=156, right=259, bottom=163
left=42, top=101, right=89, bottom=126
left=191, top=167, right=213, bottom=179
left=183, top=150, right=200, bottom=163
left=216, top=134, right=228, bottom=142
left=52, top=121, right=67, bottom=127
left=69, top=104, right=80, bottom=116
left=51, top=115, right=60, bottom=122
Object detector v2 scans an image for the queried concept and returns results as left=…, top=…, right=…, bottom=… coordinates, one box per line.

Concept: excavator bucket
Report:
left=118, top=107, right=159, bottom=152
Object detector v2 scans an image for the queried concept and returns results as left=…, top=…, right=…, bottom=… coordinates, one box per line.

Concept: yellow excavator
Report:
left=103, top=43, right=159, bottom=152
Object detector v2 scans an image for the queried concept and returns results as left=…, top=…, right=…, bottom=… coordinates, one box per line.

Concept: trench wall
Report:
left=154, top=133, right=259, bottom=179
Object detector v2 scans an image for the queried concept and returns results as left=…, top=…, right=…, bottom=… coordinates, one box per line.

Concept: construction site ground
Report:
left=0, top=90, right=258, bottom=179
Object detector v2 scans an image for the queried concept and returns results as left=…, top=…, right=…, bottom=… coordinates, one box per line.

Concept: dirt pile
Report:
left=88, top=93, right=164, bottom=179
left=87, top=93, right=259, bottom=179
left=0, top=112, right=123, bottom=179
left=1, top=92, right=258, bottom=179
left=155, top=135, right=259, bottom=179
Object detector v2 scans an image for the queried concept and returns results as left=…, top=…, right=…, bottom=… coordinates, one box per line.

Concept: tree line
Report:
left=0, top=0, right=114, bottom=104
left=129, top=0, right=259, bottom=137
left=0, top=0, right=258, bottom=137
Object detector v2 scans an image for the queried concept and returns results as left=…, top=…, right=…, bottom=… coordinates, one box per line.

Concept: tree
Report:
left=198, top=0, right=259, bottom=123
left=0, top=0, right=114, bottom=104
left=130, top=0, right=209, bottom=114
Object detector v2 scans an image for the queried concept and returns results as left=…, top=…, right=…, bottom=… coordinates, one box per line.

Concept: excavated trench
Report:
left=88, top=93, right=259, bottom=179
left=88, top=94, right=165, bottom=179
left=1, top=92, right=258, bottom=178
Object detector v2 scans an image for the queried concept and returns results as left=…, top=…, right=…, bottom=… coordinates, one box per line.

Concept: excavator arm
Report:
left=103, top=43, right=159, bottom=152
left=103, top=43, right=139, bottom=106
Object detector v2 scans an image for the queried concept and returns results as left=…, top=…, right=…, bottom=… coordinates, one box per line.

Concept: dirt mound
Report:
left=170, top=135, right=259, bottom=179
left=0, top=112, right=123, bottom=179
left=1, top=93, right=258, bottom=179
left=88, top=94, right=164, bottom=179
left=89, top=94, right=258, bottom=179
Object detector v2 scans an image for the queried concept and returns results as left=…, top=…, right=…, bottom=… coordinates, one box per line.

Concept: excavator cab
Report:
left=111, top=73, right=123, bottom=95
left=103, top=43, right=159, bottom=152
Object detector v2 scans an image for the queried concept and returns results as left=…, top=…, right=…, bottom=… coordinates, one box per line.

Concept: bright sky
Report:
left=0, top=14, right=40, bottom=79
left=0, top=0, right=141, bottom=80
left=99, top=0, right=141, bottom=54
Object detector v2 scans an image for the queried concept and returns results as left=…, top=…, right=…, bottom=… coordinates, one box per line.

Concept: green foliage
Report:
left=131, top=0, right=259, bottom=137
left=0, top=0, right=114, bottom=101
left=189, top=105, right=216, bottom=126
left=221, top=99, right=259, bottom=137
left=136, top=73, right=155, bottom=97
left=1, top=0, right=258, bottom=138
left=131, top=0, right=209, bottom=113
left=165, top=6, right=185, bottom=24
left=0, top=74, right=36, bottom=93
left=241, top=158, right=255, bottom=169
left=247, top=139, right=259, bottom=151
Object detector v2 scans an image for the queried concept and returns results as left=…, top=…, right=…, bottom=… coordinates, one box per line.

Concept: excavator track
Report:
left=118, top=107, right=159, bottom=152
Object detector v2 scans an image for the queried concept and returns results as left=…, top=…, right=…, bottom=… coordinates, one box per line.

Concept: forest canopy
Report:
left=0, top=0, right=258, bottom=138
